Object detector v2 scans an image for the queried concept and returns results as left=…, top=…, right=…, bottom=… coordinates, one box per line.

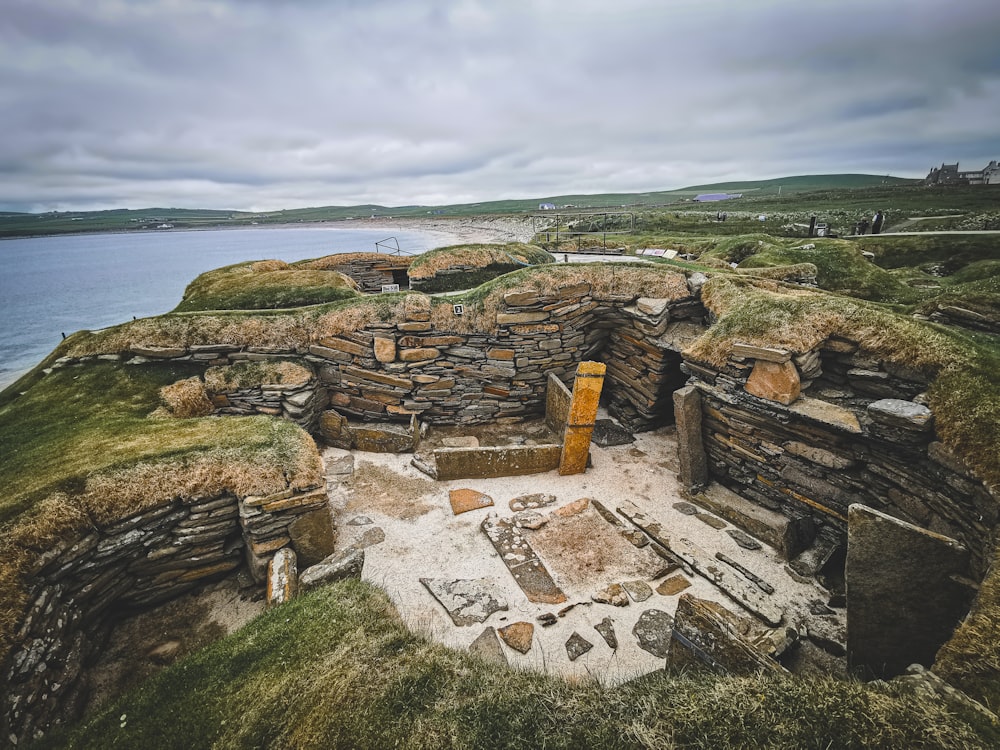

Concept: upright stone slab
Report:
left=545, top=372, right=572, bottom=436
left=266, top=547, right=298, bottom=608
left=559, top=361, right=606, bottom=476
left=672, top=386, right=707, bottom=490
left=847, top=503, right=972, bottom=680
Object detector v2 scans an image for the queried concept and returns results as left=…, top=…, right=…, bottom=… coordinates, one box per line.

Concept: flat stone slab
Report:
left=510, top=493, right=558, bottom=512
left=696, top=513, right=727, bottom=530
left=633, top=609, right=674, bottom=658
left=594, top=617, right=618, bottom=649
left=591, top=419, right=635, bottom=447
left=867, top=399, right=933, bottom=431
left=469, top=627, right=507, bottom=664
left=667, top=594, right=785, bottom=676
left=513, top=511, right=548, bottom=530
left=481, top=516, right=567, bottom=605
left=435, top=445, right=562, bottom=480
left=656, top=574, right=691, bottom=596
left=617, top=500, right=783, bottom=626
left=299, top=548, right=365, bottom=593
left=449, top=488, right=494, bottom=515
left=498, top=622, right=534, bottom=654
left=553, top=497, right=590, bottom=517
left=690, top=483, right=812, bottom=559
left=592, top=582, right=630, bottom=607
left=622, top=580, right=653, bottom=602
left=673, top=502, right=698, bottom=515
left=420, top=578, right=509, bottom=626
left=566, top=632, right=594, bottom=661
left=441, top=436, right=481, bottom=448
left=727, top=528, right=762, bottom=550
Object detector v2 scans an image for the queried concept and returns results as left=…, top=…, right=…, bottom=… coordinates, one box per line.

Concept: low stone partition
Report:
left=48, top=276, right=707, bottom=440
left=431, top=445, right=563, bottom=480
left=3, top=483, right=330, bottom=745
left=208, top=376, right=328, bottom=431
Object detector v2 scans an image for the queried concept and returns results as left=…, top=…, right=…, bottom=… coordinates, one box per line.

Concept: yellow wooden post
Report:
left=559, top=361, right=606, bottom=475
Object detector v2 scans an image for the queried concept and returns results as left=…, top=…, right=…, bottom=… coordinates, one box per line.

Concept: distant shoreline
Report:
left=0, top=215, right=538, bottom=245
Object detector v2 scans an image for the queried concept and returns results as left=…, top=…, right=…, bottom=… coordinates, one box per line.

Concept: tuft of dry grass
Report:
left=158, top=377, right=214, bottom=418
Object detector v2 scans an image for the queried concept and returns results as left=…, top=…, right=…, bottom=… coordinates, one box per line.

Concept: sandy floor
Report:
left=86, top=414, right=846, bottom=708
left=325, top=414, right=846, bottom=685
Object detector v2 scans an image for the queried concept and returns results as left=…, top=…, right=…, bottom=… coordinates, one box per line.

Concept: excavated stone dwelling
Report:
left=5, top=271, right=997, bottom=743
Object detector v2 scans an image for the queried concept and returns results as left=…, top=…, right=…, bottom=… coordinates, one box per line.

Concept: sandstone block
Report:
left=744, top=360, right=801, bottom=405
left=498, top=622, right=534, bottom=654
left=399, top=347, right=440, bottom=362
left=732, top=342, right=792, bottom=363
left=497, top=311, right=550, bottom=325
left=449, top=488, right=495, bottom=515
left=373, top=336, right=396, bottom=363
left=673, top=386, right=708, bottom=490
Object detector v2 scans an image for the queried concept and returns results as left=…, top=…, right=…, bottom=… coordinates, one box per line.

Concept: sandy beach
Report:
left=329, top=215, right=538, bottom=246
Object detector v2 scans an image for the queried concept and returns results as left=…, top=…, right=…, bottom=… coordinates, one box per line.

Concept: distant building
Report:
left=925, top=160, right=1000, bottom=185
left=538, top=203, right=556, bottom=210
left=694, top=193, right=743, bottom=202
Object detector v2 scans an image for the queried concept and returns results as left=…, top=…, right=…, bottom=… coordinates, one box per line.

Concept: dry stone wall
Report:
left=3, top=483, right=327, bottom=745
left=681, top=340, right=997, bottom=574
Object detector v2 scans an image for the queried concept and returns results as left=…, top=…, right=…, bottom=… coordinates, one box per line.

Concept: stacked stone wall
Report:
left=683, top=341, right=996, bottom=574
left=3, top=484, right=326, bottom=745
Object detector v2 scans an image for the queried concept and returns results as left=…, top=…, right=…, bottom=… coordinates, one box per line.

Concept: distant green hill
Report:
left=0, top=174, right=920, bottom=238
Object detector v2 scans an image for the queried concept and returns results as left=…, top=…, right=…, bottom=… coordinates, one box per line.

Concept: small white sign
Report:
left=381, top=284, right=400, bottom=293
left=453, top=304, right=465, bottom=316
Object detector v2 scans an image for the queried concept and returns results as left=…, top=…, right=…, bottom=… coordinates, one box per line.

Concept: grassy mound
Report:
left=39, top=580, right=997, bottom=749
left=174, top=260, right=361, bottom=312
left=408, top=243, right=554, bottom=292
left=0, top=361, right=322, bottom=663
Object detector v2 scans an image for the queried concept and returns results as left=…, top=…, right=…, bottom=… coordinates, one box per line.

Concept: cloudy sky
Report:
left=2, top=0, right=999, bottom=213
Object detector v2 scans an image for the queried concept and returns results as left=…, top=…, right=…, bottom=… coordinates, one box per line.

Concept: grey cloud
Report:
left=1, top=0, right=998, bottom=212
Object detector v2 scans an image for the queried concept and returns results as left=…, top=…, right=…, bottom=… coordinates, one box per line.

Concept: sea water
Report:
left=0, top=226, right=444, bottom=389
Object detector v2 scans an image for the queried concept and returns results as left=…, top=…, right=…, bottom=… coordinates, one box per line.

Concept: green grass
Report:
left=38, top=579, right=997, bottom=750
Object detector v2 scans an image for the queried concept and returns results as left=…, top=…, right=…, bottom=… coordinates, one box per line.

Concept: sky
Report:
left=2, top=0, right=999, bottom=213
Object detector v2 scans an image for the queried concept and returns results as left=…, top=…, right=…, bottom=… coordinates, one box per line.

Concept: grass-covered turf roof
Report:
left=406, top=242, right=554, bottom=280
left=37, top=580, right=999, bottom=749
left=174, top=259, right=361, bottom=312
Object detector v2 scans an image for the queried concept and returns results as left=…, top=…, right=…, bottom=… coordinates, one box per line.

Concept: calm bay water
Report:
left=0, top=226, right=443, bottom=389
